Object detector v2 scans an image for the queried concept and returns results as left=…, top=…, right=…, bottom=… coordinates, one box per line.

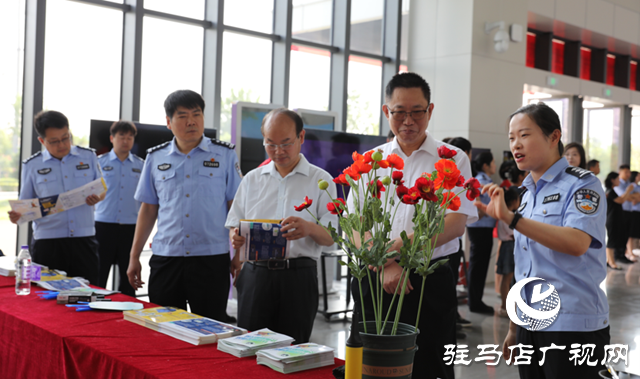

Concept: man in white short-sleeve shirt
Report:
left=225, top=108, right=337, bottom=344
left=346, top=72, right=477, bottom=379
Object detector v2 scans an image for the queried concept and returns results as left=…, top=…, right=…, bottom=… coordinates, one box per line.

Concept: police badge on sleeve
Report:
left=574, top=189, right=600, bottom=214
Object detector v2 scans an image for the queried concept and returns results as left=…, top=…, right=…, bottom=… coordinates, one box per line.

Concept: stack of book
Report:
left=0, top=256, right=15, bottom=277
left=256, top=343, right=335, bottom=374
left=124, top=306, right=247, bottom=345
left=217, top=328, right=294, bottom=357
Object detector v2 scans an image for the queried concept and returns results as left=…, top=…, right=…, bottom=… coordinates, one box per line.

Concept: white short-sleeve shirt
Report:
left=346, top=132, right=478, bottom=260
left=225, top=154, right=338, bottom=260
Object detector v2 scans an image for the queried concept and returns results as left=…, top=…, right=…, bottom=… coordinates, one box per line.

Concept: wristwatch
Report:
left=509, top=211, right=523, bottom=230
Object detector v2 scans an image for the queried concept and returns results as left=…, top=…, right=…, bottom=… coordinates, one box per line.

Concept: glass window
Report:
left=43, top=0, right=122, bottom=148
left=583, top=107, right=621, bottom=182
left=400, top=0, right=409, bottom=61
left=350, top=0, right=384, bottom=55
left=224, top=0, right=273, bottom=34
left=527, top=98, right=570, bottom=143
left=219, top=32, right=272, bottom=142
left=289, top=45, right=330, bottom=111
left=144, top=0, right=205, bottom=20
left=0, top=0, right=25, bottom=257
left=347, top=56, right=382, bottom=135
left=139, top=17, right=204, bottom=124
left=292, top=0, right=332, bottom=45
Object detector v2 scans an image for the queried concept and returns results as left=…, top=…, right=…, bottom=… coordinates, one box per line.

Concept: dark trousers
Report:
left=447, top=240, right=464, bottom=318
left=517, top=326, right=610, bottom=379
left=615, top=211, right=633, bottom=259
left=148, top=254, right=231, bottom=321
left=31, top=236, right=100, bottom=285
left=353, top=261, right=456, bottom=379
left=95, top=222, right=135, bottom=296
left=236, top=259, right=318, bottom=345
left=467, top=227, right=494, bottom=309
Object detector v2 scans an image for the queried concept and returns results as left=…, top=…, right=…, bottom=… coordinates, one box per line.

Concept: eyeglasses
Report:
left=388, top=108, right=429, bottom=121
left=263, top=138, right=298, bottom=151
left=45, top=136, right=71, bottom=147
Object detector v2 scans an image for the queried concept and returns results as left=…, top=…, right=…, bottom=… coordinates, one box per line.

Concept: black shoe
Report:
left=616, top=256, right=635, bottom=264
left=224, top=314, right=237, bottom=323
left=457, top=317, right=472, bottom=327
left=456, top=323, right=462, bottom=331
left=456, top=331, right=466, bottom=339
left=607, top=263, right=623, bottom=270
left=469, top=303, right=495, bottom=315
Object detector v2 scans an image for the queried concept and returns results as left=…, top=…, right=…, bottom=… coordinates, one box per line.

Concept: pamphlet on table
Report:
left=256, top=343, right=335, bottom=374
left=238, top=219, right=290, bottom=262
left=9, top=178, right=107, bottom=224
left=124, top=306, right=247, bottom=345
left=218, top=328, right=294, bottom=357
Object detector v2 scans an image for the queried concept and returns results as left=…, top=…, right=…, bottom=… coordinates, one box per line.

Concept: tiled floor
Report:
left=304, top=262, right=640, bottom=378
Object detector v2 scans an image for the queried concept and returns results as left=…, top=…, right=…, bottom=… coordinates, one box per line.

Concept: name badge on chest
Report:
left=132, top=168, right=141, bottom=173
left=158, top=163, right=171, bottom=171
left=203, top=161, right=220, bottom=168
left=76, top=163, right=90, bottom=170
left=37, top=168, right=51, bottom=175
left=542, top=193, right=560, bottom=204
left=103, top=166, right=113, bottom=171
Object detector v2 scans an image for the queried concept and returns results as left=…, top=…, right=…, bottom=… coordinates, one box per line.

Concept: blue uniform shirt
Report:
left=467, top=171, right=496, bottom=228
left=95, top=149, right=144, bottom=224
left=614, top=178, right=633, bottom=212
left=515, top=158, right=609, bottom=332
left=135, top=136, right=242, bottom=257
left=20, top=146, right=102, bottom=239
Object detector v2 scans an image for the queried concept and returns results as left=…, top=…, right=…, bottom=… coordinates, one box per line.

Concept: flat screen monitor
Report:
left=295, top=108, right=339, bottom=131
left=89, top=120, right=217, bottom=160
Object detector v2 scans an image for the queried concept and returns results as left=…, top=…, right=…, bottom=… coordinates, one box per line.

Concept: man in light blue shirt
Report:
left=613, top=164, right=637, bottom=263
left=127, top=90, right=242, bottom=321
left=95, top=121, right=144, bottom=296
left=9, top=110, right=104, bottom=284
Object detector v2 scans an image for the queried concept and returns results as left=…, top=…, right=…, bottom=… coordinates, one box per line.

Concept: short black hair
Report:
left=34, top=110, right=69, bottom=137
left=385, top=72, right=431, bottom=103
left=261, top=108, right=304, bottom=136
left=387, top=130, right=395, bottom=140
left=564, top=142, right=586, bottom=169
left=442, top=137, right=452, bottom=143
left=164, top=90, right=205, bottom=118
left=110, top=120, right=137, bottom=137
left=510, top=102, right=563, bottom=156
left=504, top=187, right=520, bottom=207
left=448, top=137, right=472, bottom=154
left=620, top=164, right=631, bottom=170
left=605, top=171, right=619, bottom=189
left=587, top=159, right=600, bottom=169
left=474, top=151, right=494, bottom=174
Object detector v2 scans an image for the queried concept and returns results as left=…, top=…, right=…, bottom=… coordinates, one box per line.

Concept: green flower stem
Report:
left=366, top=267, right=380, bottom=334
left=357, top=278, right=368, bottom=334
left=392, top=267, right=411, bottom=335
left=413, top=275, right=427, bottom=333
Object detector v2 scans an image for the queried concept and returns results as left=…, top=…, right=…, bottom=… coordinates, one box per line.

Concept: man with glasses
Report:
left=127, top=90, right=242, bottom=321
left=9, top=110, right=104, bottom=284
left=346, top=72, right=477, bottom=379
left=225, top=108, right=337, bottom=344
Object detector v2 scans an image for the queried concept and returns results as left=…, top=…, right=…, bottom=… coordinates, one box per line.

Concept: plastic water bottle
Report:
left=15, top=246, right=32, bottom=296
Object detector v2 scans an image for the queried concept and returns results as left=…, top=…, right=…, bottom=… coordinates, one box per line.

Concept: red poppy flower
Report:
left=352, top=160, right=373, bottom=175
left=402, top=187, right=421, bottom=205
left=387, top=153, right=404, bottom=170
left=343, top=166, right=361, bottom=181
left=352, top=151, right=364, bottom=162
left=376, top=160, right=390, bottom=169
left=456, top=175, right=465, bottom=187
left=333, top=173, right=350, bottom=186
left=294, top=196, right=313, bottom=212
left=414, top=177, right=438, bottom=202
left=363, top=150, right=374, bottom=164
left=434, top=159, right=461, bottom=190
left=396, top=184, right=409, bottom=199
left=437, top=145, right=457, bottom=159
left=441, top=192, right=461, bottom=211
left=499, top=179, right=511, bottom=188
left=392, top=171, right=404, bottom=185
left=368, top=179, right=386, bottom=199
left=327, top=198, right=346, bottom=215
left=464, top=177, right=481, bottom=201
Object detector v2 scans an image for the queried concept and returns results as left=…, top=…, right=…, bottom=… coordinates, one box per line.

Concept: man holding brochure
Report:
left=9, top=110, right=104, bottom=284
left=127, top=90, right=242, bottom=321
left=225, top=108, right=337, bottom=344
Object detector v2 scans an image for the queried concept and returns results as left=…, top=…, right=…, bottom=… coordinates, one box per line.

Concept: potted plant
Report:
left=295, top=146, right=480, bottom=378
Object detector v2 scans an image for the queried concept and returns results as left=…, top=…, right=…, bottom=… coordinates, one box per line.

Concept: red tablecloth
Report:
left=0, top=276, right=343, bottom=378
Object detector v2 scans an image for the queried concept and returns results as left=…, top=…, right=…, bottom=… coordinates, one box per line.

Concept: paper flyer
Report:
left=10, top=178, right=107, bottom=224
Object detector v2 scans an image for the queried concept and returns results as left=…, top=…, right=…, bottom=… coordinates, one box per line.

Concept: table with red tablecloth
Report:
left=0, top=276, right=343, bottom=378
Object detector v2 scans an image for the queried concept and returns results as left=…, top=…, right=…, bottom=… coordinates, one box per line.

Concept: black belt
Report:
left=249, top=257, right=316, bottom=270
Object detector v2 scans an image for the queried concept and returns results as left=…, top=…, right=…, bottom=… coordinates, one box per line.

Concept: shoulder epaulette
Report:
left=147, top=141, right=171, bottom=154
left=76, top=145, right=96, bottom=153
left=210, top=138, right=235, bottom=150
left=519, top=187, right=528, bottom=198
left=565, top=166, right=592, bottom=179
left=132, top=154, right=144, bottom=162
left=23, top=151, right=42, bottom=164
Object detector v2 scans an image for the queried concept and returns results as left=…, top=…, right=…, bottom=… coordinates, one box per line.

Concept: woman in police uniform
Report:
left=482, top=102, right=609, bottom=378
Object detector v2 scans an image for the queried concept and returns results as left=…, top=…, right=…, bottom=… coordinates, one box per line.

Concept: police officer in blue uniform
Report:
left=127, top=90, right=242, bottom=321
left=95, top=120, right=144, bottom=296
left=482, top=102, right=609, bottom=378
left=9, top=110, right=104, bottom=284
